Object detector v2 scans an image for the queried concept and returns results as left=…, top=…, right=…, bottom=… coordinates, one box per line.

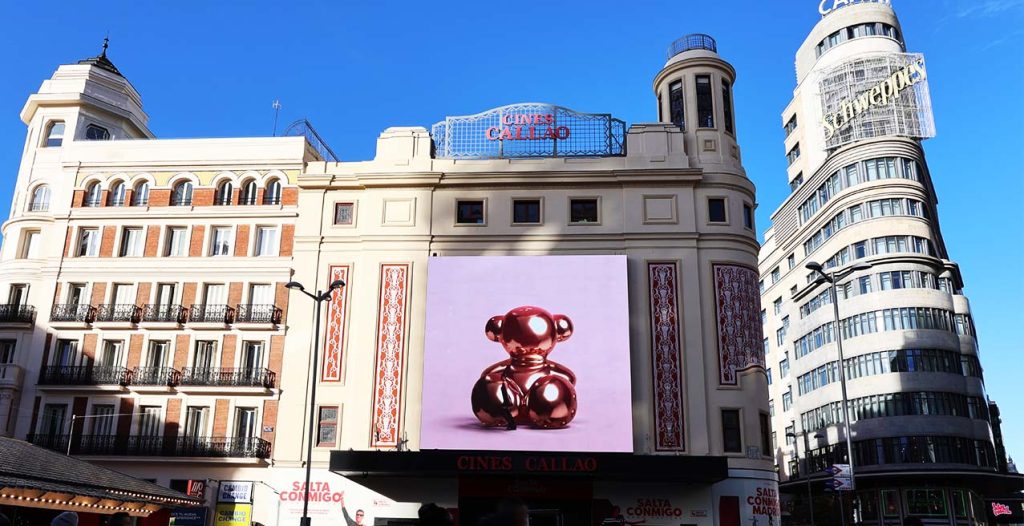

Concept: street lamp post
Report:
left=286, top=278, right=345, bottom=526
left=805, top=260, right=873, bottom=526
left=787, top=431, right=817, bottom=526
left=65, top=412, right=139, bottom=455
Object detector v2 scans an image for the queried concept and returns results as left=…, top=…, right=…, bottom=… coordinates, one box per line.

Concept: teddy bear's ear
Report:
left=553, top=314, right=573, bottom=342
left=484, top=316, right=504, bottom=342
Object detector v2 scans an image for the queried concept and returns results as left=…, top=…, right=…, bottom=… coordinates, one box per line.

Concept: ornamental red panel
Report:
left=713, top=264, right=767, bottom=385
left=370, top=263, right=410, bottom=448
left=648, top=262, right=685, bottom=451
left=322, top=265, right=350, bottom=382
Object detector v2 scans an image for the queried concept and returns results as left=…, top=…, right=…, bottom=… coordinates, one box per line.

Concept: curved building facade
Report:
left=760, top=3, right=1020, bottom=526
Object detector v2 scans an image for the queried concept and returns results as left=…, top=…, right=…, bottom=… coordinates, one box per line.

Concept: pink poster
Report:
left=420, top=255, right=633, bottom=452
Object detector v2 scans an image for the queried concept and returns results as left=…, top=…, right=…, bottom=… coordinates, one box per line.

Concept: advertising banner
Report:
left=712, top=477, right=781, bottom=526
left=218, top=481, right=254, bottom=504
left=169, top=508, right=208, bottom=526
left=269, top=468, right=419, bottom=522
left=420, top=255, right=633, bottom=452
left=593, top=483, right=713, bottom=526
left=214, top=503, right=252, bottom=526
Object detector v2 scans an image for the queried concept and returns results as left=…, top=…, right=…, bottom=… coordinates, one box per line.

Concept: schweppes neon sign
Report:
left=823, top=58, right=926, bottom=140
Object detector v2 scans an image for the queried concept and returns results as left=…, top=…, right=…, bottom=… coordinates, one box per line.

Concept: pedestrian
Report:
left=51, top=512, right=78, bottom=526
left=339, top=495, right=366, bottom=526
left=418, top=503, right=453, bottom=526
left=106, top=513, right=131, bottom=526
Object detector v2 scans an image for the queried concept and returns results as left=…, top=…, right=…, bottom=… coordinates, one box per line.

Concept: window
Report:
left=193, top=340, right=217, bottom=370
left=334, top=203, right=355, bottom=225
left=785, top=424, right=795, bottom=445
left=742, top=203, right=754, bottom=229
left=759, top=413, right=772, bottom=456
left=184, top=407, right=209, bottom=440
left=98, top=340, right=123, bottom=368
left=766, top=368, right=772, bottom=385
left=780, top=355, right=790, bottom=378
left=773, top=298, right=782, bottom=314
left=241, top=341, right=264, bottom=372
left=722, top=80, right=735, bottom=134
left=54, top=339, right=77, bottom=367
left=132, top=181, right=150, bottom=206
left=147, top=341, right=170, bottom=368
left=789, top=173, right=803, bottom=193
left=210, top=227, right=232, bottom=256
left=254, top=226, right=279, bottom=256
left=784, top=115, right=798, bottom=137
left=787, top=254, right=795, bottom=270
left=29, top=185, right=50, bottom=211
left=782, top=389, right=793, bottom=411
left=695, top=75, right=714, bottom=128
left=240, top=180, right=258, bottom=205
left=669, top=80, right=685, bottom=129
left=171, top=181, right=193, bottom=206
left=76, top=228, right=99, bottom=257
left=88, top=404, right=116, bottom=436
left=44, top=121, right=65, bottom=147
left=84, top=182, right=102, bottom=207
left=8, top=284, right=27, bottom=307
left=66, top=284, right=87, bottom=306
left=721, top=409, right=742, bottom=453
left=760, top=310, right=766, bottom=324
left=771, top=267, right=781, bottom=284
left=512, top=199, right=542, bottom=224
left=234, top=407, right=258, bottom=440
left=18, top=230, right=40, bottom=259
left=166, top=227, right=188, bottom=257
left=136, top=406, right=163, bottom=437
left=759, top=280, right=765, bottom=294
left=119, top=227, right=143, bottom=257
left=317, top=406, right=339, bottom=447
left=84, top=124, right=110, bottom=141
left=215, top=181, right=233, bottom=206
left=708, top=198, right=727, bottom=223
left=0, top=340, right=15, bottom=364
left=569, top=198, right=599, bottom=224
left=263, top=179, right=282, bottom=205
left=40, top=404, right=67, bottom=437
left=456, top=200, right=485, bottom=225
left=108, top=181, right=126, bottom=206
left=787, top=143, right=801, bottom=165
left=769, top=399, right=775, bottom=417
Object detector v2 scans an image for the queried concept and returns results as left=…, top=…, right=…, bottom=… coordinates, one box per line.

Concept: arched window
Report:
left=132, top=181, right=150, bottom=206
left=215, top=181, right=234, bottom=206
left=263, top=179, right=282, bottom=205
left=84, top=124, right=110, bottom=141
left=108, top=181, right=126, bottom=206
left=29, top=185, right=51, bottom=212
left=171, top=181, right=193, bottom=206
left=44, top=122, right=65, bottom=148
left=240, top=180, right=258, bottom=205
left=84, top=182, right=102, bottom=207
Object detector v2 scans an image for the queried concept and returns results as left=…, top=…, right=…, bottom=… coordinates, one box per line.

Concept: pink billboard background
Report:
left=420, top=255, right=633, bottom=452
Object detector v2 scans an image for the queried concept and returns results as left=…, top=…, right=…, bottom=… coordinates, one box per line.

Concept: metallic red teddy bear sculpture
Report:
left=470, top=306, right=577, bottom=430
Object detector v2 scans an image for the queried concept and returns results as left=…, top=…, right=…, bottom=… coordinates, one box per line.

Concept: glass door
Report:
left=39, top=404, right=67, bottom=449
left=99, top=340, right=123, bottom=368
left=234, top=407, right=258, bottom=454
left=8, top=284, right=27, bottom=306
left=240, top=341, right=264, bottom=382
left=155, top=283, right=177, bottom=321
left=147, top=341, right=169, bottom=368
left=89, top=405, right=116, bottom=436
left=54, top=339, right=78, bottom=367
left=248, top=284, right=272, bottom=306
left=183, top=406, right=209, bottom=454
left=67, top=284, right=87, bottom=306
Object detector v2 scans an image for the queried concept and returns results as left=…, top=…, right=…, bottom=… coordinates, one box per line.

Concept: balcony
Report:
left=50, top=304, right=93, bottom=326
left=94, top=304, right=139, bottom=324
left=179, top=368, right=276, bottom=389
left=39, top=365, right=130, bottom=386
left=0, top=364, right=24, bottom=390
left=28, top=434, right=271, bottom=459
left=0, top=304, right=35, bottom=324
left=188, top=304, right=232, bottom=325
left=141, top=304, right=185, bottom=325
left=130, top=366, right=180, bottom=387
left=234, top=304, right=280, bottom=326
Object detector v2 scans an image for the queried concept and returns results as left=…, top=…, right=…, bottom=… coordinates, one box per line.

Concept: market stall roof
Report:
left=0, top=437, right=201, bottom=517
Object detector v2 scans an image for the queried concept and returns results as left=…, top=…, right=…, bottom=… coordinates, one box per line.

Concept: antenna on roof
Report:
left=272, top=100, right=282, bottom=137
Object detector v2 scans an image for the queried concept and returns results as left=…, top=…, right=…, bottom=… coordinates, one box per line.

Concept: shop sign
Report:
left=747, top=487, right=781, bottom=517
left=993, top=503, right=1012, bottom=517
left=170, top=508, right=208, bottom=526
left=186, top=480, right=206, bottom=499
left=218, top=481, right=254, bottom=504
left=624, top=498, right=685, bottom=522
left=822, top=58, right=926, bottom=140
left=455, top=454, right=599, bottom=473
left=819, top=0, right=891, bottom=16
left=214, top=503, right=252, bottom=526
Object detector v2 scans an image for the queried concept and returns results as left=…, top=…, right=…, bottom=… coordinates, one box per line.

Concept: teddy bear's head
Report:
left=485, top=306, right=573, bottom=359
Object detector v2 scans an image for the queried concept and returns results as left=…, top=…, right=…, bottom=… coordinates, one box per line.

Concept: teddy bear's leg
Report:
left=526, top=375, right=577, bottom=429
left=471, top=375, right=523, bottom=427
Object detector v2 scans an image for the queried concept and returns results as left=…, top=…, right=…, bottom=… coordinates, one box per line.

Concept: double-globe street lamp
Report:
left=286, top=278, right=346, bottom=526
left=804, top=260, right=873, bottom=526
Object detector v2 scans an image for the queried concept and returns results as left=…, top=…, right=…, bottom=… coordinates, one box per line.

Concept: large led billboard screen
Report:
left=420, top=255, right=633, bottom=452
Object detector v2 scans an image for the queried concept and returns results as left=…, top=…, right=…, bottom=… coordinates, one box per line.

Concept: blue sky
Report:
left=0, top=1, right=1021, bottom=459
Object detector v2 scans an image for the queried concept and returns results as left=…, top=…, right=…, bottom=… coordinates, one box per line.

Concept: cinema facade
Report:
left=0, top=34, right=777, bottom=526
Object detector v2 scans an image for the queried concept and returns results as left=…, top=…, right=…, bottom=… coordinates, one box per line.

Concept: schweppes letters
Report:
left=822, top=58, right=926, bottom=140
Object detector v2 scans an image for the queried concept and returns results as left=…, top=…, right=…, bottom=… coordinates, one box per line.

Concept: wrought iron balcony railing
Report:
left=141, top=304, right=184, bottom=323
left=39, top=365, right=130, bottom=386
left=30, top=434, right=271, bottom=459
left=179, top=368, right=276, bottom=388
left=0, top=304, right=35, bottom=323
left=94, top=304, right=139, bottom=323
left=234, top=304, right=280, bottom=324
left=188, top=304, right=232, bottom=323
left=130, top=366, right=180, bottom=386
left=29, top=201, right=50, bottom=212
left=50, top=304, right=92, bottom=323
left=666, top=33, right=718, bottom=60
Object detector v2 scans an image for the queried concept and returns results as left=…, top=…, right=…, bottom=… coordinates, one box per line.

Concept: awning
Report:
left=0, top=437, right=201, bottom=517
left=331, top=449, right=730, bottom=499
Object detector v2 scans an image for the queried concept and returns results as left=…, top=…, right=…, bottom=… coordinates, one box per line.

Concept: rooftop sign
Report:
left=819, top=0, right=891, bottom=16
left=431, top=103, right=625, bottom=159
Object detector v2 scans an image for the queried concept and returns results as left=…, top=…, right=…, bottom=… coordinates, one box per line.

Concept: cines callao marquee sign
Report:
left=819, top=0, right=891, bottom=16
